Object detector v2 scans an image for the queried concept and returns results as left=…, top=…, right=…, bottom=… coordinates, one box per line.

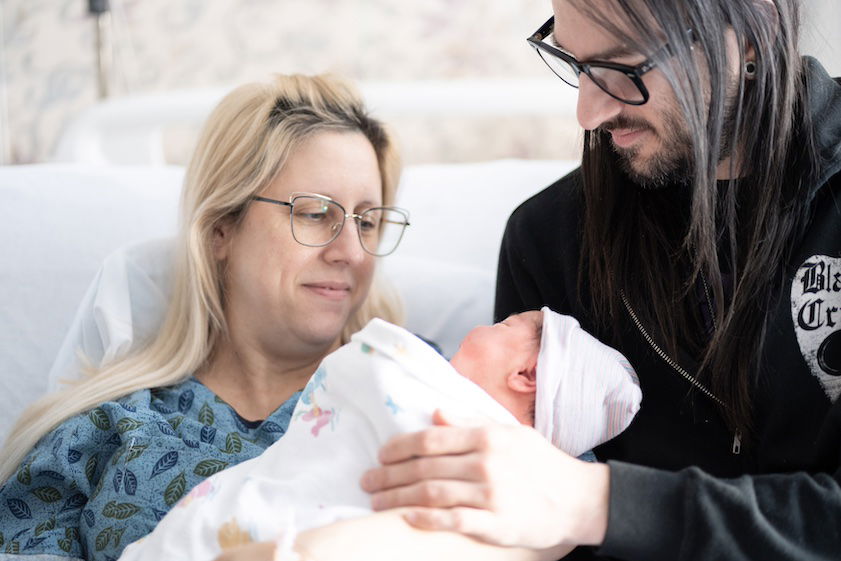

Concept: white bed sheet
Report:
left=0, top=159, right=577, bottom=444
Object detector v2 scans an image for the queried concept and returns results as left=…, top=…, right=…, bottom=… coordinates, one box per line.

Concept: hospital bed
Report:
left=0, top=80, right=579, bottom=444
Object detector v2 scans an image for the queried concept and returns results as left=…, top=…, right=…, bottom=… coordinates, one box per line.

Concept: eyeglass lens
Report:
left=289, top=196, right=408, bottom=256
left=535, top=47, right=644, bottom=104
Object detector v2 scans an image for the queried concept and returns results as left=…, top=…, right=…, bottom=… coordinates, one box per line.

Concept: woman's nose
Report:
left=576, top=74, right=623, bottom=131
left=323, top=218, right=366, bottom=264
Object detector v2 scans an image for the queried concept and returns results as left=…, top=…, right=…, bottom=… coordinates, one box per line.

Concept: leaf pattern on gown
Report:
left=0, top=378, right=300, bottom=560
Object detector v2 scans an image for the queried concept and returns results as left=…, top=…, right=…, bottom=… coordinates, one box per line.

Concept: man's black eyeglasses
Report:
left=527, top=16, right=666, bottom=106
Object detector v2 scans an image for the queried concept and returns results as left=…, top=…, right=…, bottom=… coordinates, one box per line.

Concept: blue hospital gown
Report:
left=0, top=377, right=300, bottom=561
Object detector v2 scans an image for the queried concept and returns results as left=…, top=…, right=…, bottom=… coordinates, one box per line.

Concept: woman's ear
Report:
left=506, top=365, right=537, bottom=394
left=212, top=218, right=236, bottom=261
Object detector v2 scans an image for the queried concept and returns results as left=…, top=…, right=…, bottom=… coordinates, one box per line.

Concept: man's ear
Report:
left=747, top=0, right=780, bottom=61
left=212, top=217, right=236, bottom=261
left=755, top=0, right=780, bottom=33
left=507, top=365, right=537, bottom=394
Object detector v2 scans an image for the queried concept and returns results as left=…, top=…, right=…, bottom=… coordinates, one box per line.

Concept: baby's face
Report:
left=453, top=312, right=543, bottom=366
left=450, top=311, right=543, bottom=423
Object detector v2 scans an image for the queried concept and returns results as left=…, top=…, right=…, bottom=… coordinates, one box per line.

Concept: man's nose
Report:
left=576, top=74, right=623, bottom=131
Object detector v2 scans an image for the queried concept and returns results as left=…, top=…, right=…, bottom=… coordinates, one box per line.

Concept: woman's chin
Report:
left=294, top=320, right=347, bottom=350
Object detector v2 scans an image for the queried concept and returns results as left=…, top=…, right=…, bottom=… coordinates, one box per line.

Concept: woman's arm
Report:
left=214, top=509, right=573, bottom=561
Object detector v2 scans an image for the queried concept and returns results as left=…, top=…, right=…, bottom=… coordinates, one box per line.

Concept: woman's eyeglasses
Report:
left=251, top=193, right=410, bottom=257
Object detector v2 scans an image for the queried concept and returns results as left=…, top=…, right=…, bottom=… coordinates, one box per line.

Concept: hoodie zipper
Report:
left=699, top=276, right=742, bottom=453
left=620, top=290, right=742, bottom=455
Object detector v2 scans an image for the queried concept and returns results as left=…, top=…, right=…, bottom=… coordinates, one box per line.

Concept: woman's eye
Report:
left=359, top=218, right=378, bottom=231
left=297, top=211, right=328, bottom=222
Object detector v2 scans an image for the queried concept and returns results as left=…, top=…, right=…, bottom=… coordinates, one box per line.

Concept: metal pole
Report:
left=89, top=0, right=111, bottom=99
left=0, top=0, right=11, bottom=163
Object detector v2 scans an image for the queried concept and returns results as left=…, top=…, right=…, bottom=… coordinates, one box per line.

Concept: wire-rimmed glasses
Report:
left=527, top=16, right=666, bottom=105
left=251, top=193, right=410, bottom=257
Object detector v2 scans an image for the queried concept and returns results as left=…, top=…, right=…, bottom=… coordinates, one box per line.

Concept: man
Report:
left=361, top=1, right=841, bottom=560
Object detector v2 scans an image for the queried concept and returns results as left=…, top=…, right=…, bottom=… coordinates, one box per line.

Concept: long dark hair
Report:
left=575, top=0, right=820, bottom=437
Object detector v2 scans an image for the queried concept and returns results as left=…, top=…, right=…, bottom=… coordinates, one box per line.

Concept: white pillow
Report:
left=47, top=238, right=174, bottom=391
left=45, top=158, right=576, bottom=386
left=47, top=240, right=494, bottom=393
left=0, top=164, right=182, bottom=443
left=1, top=159, right=576, bottom=444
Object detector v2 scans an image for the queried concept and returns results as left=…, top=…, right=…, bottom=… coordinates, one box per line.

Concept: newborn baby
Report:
left=118, top=308, right=640, bottom=561
left=454, top=309, right=641, bottom=457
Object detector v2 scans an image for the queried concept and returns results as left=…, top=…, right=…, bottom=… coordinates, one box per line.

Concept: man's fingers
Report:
left=403, top=507, right=510, bottom=545
left=369, top=479, right=491, bottom=511
left=431, top=408, right=488, bottom=427
left=361, top=453, right=485, bottom=493
left=376, top=424, right=495, bottom=465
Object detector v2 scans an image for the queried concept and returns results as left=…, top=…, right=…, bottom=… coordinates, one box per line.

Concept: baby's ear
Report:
left=507, top=365, right=537, bottom=394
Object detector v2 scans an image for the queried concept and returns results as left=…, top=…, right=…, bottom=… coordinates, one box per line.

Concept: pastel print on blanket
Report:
left=117, top=319, right=520, bottom=561
left=119, top=313, right=642, bottom=561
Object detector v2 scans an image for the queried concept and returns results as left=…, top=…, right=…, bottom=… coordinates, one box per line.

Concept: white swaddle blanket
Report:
left=536, top=307, right=642, bottom=457
left=119, top=315, right=640, bottom=561
left=118, top=319, right=518, bottom=561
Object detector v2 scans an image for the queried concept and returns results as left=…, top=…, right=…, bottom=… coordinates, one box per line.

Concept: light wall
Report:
left=1, top=0, right=839, bottom=166
left=1, top=0, right=566, bottom=165
left=801, top=0, right=841, bottom=76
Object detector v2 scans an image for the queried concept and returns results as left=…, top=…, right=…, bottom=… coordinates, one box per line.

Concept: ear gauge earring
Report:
left=745, top=60, right=757, bottom=78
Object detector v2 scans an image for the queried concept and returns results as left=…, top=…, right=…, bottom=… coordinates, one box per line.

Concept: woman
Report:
left=0, top=74, right=406, bottom=561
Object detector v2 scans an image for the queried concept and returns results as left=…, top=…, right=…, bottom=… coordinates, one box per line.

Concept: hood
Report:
left=802, top=57, right=841, bottom=188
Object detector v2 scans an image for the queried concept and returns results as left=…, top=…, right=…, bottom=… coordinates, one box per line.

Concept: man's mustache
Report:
left=600, top=117, right=655, bottom=135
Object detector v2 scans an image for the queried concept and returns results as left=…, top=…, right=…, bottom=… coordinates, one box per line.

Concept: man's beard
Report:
left=603, top=97, right=738, bottom=190
left=603, top=111, right=694, bottom=189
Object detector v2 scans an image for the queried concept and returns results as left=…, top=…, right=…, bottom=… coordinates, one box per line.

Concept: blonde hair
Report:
left=0, top=74, right=403, bottom=484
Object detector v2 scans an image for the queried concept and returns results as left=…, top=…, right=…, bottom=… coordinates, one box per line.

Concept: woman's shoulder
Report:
left=0, top=377, right=294, bottom=559
left=1, top=382, right=181, bottom=495
left=0, top=382, right=186, bottom=554
left=1, top=375, right=295, bottom=498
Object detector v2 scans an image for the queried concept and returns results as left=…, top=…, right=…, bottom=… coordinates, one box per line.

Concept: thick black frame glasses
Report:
left=251, top=193, right=410, bottom=257
left=527, top=16, right=664, bottom=105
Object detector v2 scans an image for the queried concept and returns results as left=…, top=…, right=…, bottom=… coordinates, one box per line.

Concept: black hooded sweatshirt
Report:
left=495, top=58, right=841, bottom=561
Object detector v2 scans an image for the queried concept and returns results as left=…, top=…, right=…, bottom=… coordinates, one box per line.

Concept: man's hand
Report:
left=360, top=409, right=610, bottom=550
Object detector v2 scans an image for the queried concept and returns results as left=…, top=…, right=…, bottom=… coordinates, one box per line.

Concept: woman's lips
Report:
left=303, top=282, right=352, bottom=300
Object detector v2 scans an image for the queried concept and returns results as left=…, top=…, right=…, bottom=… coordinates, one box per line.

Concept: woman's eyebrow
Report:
left=309, top=191, right=381, bottom=209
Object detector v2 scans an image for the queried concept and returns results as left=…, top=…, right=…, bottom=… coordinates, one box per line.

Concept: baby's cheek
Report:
left=450, top=351, right=484, bottom=384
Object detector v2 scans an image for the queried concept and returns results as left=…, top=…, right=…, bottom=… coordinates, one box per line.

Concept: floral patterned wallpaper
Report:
left=2, top=0, right=582, bottom=165
left=1, top=0, right=838, bottom=165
